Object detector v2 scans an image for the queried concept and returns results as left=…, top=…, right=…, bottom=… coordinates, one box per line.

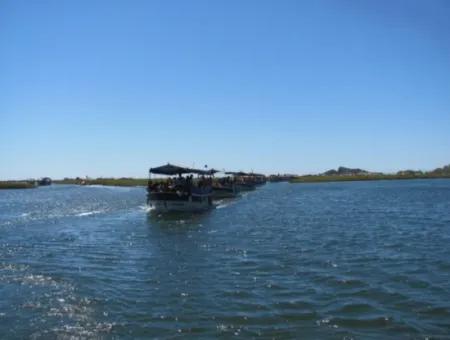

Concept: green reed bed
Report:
left=0, top=181, right=37, bottom=189
left=54, top=178, right=164, bottom=187
left=290, top=174, right=450, bottom=183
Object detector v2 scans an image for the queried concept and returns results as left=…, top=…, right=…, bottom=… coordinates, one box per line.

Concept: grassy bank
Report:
left=0, top=181, right=37, bottom=189
left=54, top=178, right=151, bottom=187
left=290, top=174, right=450, bottom=183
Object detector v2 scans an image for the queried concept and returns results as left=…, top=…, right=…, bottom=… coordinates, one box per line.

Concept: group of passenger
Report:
left=213, top=176, right=235, bottom=188
left=147, top=174, right=267, bottom=195
left=147, top=174, right=212, bottom=194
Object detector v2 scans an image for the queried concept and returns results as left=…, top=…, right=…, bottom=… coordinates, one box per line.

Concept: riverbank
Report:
left=54, top=178, right=149, bottom=187
left=0, top=181, right=37, bottom=189
left=290, top=173, right=450, bottom=183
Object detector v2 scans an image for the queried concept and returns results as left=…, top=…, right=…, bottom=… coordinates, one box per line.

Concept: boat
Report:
left=38, top=177, right=52, bottom=186
left=249, top=173, right=267, bottom=186
left=147, top=164, right=214, bottom=213
left=225, top=171, right=263, bottom=191
left=212, top=176, right=239, bottom=199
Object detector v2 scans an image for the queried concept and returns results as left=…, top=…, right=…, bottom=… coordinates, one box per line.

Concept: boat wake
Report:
left=215, top=199, right=235, bottom=209
left=81, top=184, right=136, bottom=192
left=75, top=210, right=104, bottom=217
left=139, top=205, right=154, bottom=213
left=216, top=203, right=229, bottom=209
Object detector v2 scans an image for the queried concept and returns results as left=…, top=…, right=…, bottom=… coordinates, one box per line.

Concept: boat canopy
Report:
left=204, top=169, right=219, bottom=175
left=149, top=163, right=214, bottom=175
left=225, top=171, right=250, bottom=176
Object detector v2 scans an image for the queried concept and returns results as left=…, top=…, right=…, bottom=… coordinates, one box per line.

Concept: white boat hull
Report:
left=149, top=196, right=212, bottom=213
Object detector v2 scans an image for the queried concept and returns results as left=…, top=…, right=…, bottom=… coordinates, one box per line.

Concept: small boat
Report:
left=147, top=164, right=213, bottom=213
left=225, top=171, right=266, bottom=191
left=38, top=177, right=52, bottom=186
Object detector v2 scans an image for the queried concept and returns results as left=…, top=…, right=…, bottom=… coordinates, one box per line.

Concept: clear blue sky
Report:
left=1, top=0, right=449, bottom=179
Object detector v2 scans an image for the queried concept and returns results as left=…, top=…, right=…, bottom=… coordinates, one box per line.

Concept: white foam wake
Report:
left=139, top=205, right=154, bottom=213
left=75, top=210, right=103, bottom=217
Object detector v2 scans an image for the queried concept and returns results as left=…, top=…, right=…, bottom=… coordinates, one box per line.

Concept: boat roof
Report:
left=204, top=169, right=220, bottom=175
left=149, top=163, right=215, bottom=175
left=225, top=171, right=250, bottom=176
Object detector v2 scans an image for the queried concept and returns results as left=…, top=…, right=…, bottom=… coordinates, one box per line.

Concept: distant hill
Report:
left=323, top=166, right=369, bottom=176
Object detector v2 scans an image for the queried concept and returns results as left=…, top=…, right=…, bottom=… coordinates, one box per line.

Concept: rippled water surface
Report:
left=1, top=181, right=450, bottom=338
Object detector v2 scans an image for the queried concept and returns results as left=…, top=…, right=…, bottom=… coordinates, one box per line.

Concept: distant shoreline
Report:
left=2, top=176, right=450, bottom=190
left=2, top=166, right=450, bottom=189
left=0, top=181, right=37, bottom=189
left=290, top=174, right=450, bottom=184
left=53, top=178, right=149, bottom=187
left=0, top=178, right=150, bottom=189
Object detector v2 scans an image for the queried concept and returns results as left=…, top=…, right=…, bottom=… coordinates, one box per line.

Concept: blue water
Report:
left=1, top=180, right=450, bottom=338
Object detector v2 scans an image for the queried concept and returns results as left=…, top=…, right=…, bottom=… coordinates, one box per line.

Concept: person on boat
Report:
left=174, top=174, right=183, bottom=188
left=186, top=175, right=193, bottom=195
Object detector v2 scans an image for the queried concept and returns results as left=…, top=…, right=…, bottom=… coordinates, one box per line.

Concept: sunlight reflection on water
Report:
left=0, top=181, right=449, bottom=338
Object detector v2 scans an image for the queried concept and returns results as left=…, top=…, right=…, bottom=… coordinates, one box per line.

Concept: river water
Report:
left=0, top=180, right=449, bottom=339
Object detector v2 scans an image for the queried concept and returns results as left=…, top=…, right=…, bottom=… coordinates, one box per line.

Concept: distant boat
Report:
left=38, top=177, right=52, bottom=186
left=212, top=176, right=239, bottom=199
left=225, top=171, right=267, bottom=191
left=147, top=164, right=213, bottom=213
left=250, top=173, right=267, bottom=186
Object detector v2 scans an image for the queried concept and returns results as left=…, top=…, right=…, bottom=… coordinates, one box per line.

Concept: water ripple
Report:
left=0, top=181, right=450, bottom=337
